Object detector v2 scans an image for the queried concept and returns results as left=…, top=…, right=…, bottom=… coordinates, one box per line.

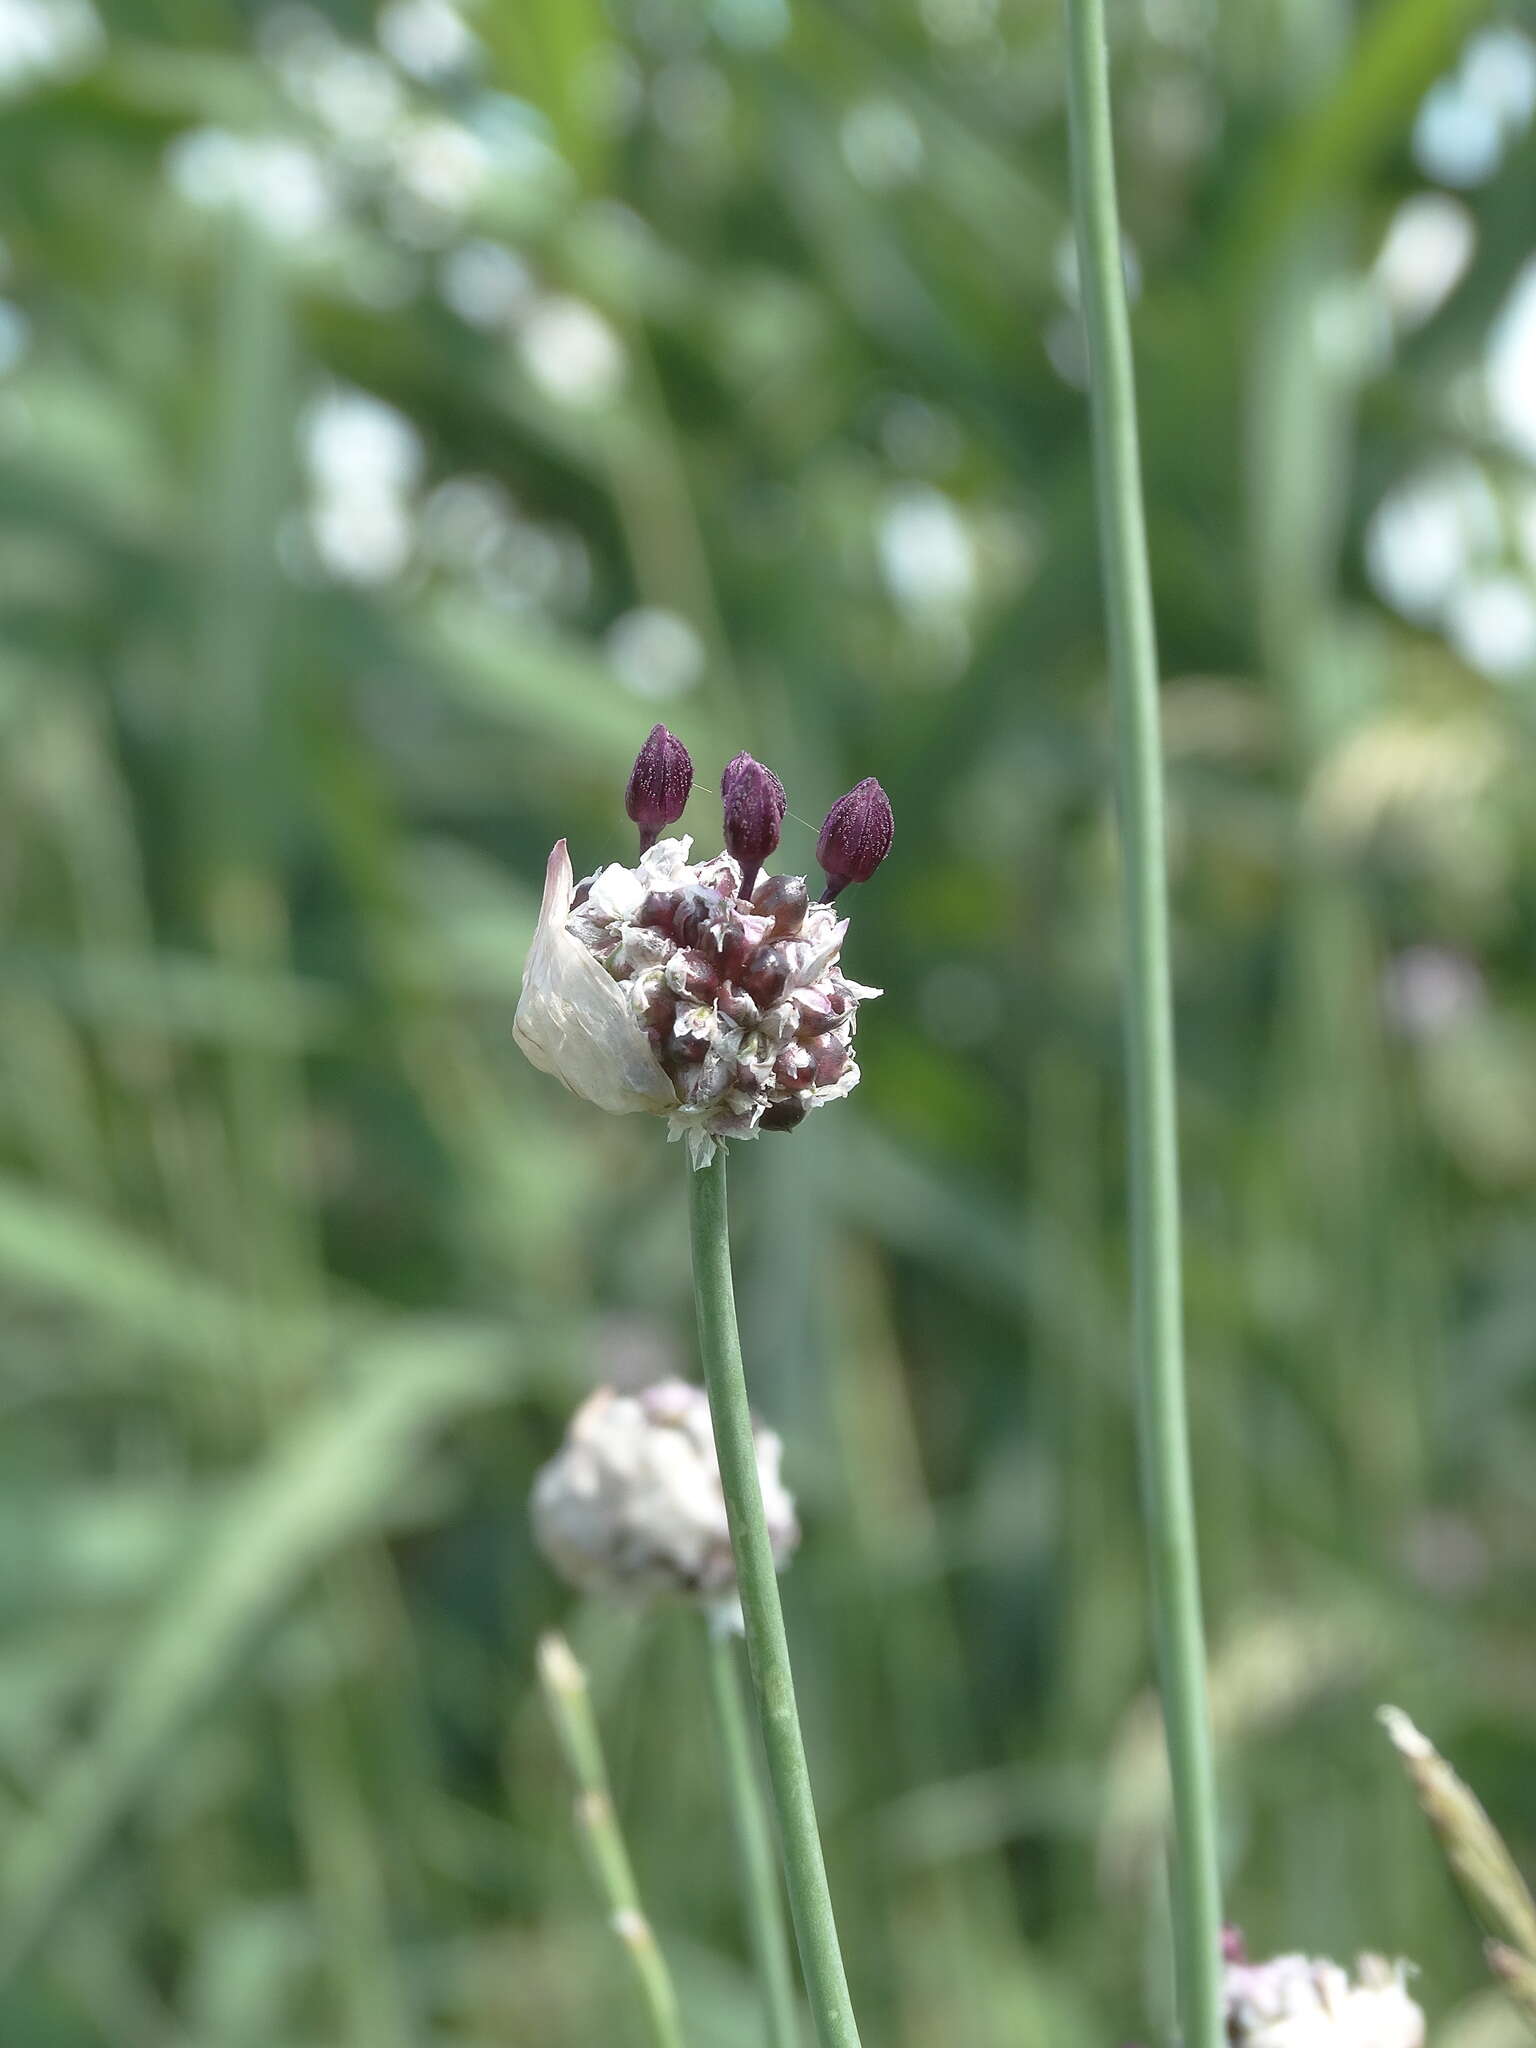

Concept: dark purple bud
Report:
left=794, top=986, right=849, bottom=1037
left=816, top=777, right=893, bottom=901
left=641, top=997, right=677, bottom=1054
left=774, top=1044, right=815, bottom=1091
left=753, top=872, right=808, bottom=936
left=636, top=890, right=679, bottom=932
left=672, top=895, right=712, bottom=950
left=714, top=922, right=752, bottom=980
left=665, top=949, right=720, bottom=1003
left=760, top=1097, right=809, bottom=1132
left=625, top=724, right=693, bottom=852
left=738, top=942, right=791, bottom=1008
left=722, top=750, right=785, bottom=821
left=721, top=752, right=785, bottom=901
left=730, top=1062, right=767, bottom=1102
left=681, top=1052, right=733, bottom=1108
left=810, top=1037, right=850, bottom=1087
left=716, top=986, right=760, bottom=1031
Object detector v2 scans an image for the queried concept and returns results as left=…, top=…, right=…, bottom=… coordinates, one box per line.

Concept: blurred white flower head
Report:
left=165, top=130, right=339, bottom=240
left=518, top=296, right=627, bottom=408
left=1365, top=461, right=1497, bottom=624
left=878, top=485, right=976, bottom=613
left=840, top=98, right=925, bottom=190
left=1446, top=572, right=1536, bottom=680
left=377, top=0, right=478, bottom=81
left=1414, top=26, right=1536, bottom=188
left=1225, top=1949, right=1424, bottom=2048
left=1382, top=945, right=1485, bottom=1041
left=531, top=1379, right=799, bottom=1609
left=393, top=117, right=487, bottom=221
left=439, top=239, right=534, bottom=329
left=0, top=0, right=100, bottom=95
left=1373, top=193, right=1474, bottom=330
left=302, top=387, right=422, bottom=585
left=605, top=607, right=706, bottom=699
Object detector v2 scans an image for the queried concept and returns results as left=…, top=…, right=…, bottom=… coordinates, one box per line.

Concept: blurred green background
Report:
left=3, top=0, right=1536, bottom=2040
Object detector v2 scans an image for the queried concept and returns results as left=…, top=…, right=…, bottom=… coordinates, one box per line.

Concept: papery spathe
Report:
left=514, top=840, right=678, bottom=1117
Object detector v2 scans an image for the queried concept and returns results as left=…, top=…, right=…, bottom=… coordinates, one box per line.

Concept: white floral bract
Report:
left=531, top=1379, right=799, bottom=1605
left=1225, top=1952, right=1425, bottom=2048
left=513, top=839, right=677, bottom=1117
left=515, top=834, right=880, bottom=1165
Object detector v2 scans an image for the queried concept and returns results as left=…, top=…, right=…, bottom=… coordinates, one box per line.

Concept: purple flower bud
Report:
left=636, top=890, right=679, bottom=932
left=739, top=943, right=791, bottom=1008
left=720, top=752, right=785, bottom=902
left=753, top=873, right=808, bottom=936
left=810, top=1037, right=849, bottom=1086
left=665, top=949, right=720, bottom=1003
left=760, top=1097, right=809, bottom=1132
left=625, top=725, right=693, bottom=852
left=774, top=1044, right=815, bottom=1091
left=815, top=777, right=893, bottom=901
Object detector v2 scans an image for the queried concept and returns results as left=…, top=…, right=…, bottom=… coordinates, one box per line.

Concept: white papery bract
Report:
left=515, top=833, right=880, bottom=1165
left=1225, top=1952, right=1425, bottom=2048
left=513, top=839, right=678, bottom=1117
left=531, top=1379, right=799, bottom=1607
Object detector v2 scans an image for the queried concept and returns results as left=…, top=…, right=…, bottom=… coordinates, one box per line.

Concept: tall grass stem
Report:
left=1062, top=0, right=1224, bottom=2040
left=537, top=1632, right=689, bottom=2048
left=687, top=1150, right=862, bottom=2048
left=704, top=1619, right=803, bottom=2048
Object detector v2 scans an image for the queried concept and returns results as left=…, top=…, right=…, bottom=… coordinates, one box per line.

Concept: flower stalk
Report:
left=537, top=1633, right=689, bottom=2048
left=1062, top=0, right=1224, bottom=2039
left=704, top=1618, right=802, bottom=2048
left=687, top=1150, right=862, bottom=2048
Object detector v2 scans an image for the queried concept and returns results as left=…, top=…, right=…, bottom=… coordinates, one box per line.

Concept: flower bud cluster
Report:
left=531, top=1379, right=799, bottom=1606
left=515, top=727, right=891, bottom=1163
left=566, top=835, right=879, bottom=1167
left=1224, top=1948, right=1424, bottom=2047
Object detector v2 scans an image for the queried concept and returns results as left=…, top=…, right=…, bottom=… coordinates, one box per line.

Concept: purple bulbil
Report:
left=625, top=725, right=694, bottom=852
left=720, top=752, right=785, bottom=902
left=816, top=777, right=893, bottom=901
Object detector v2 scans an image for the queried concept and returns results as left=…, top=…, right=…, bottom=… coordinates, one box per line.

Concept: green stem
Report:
left=1062, top=2, right=1225, bottom=2043
left=537, top=1633, right=689, bottom=2048
left=687, top=1151, right=862, bottom=2048
left=703, top=1620, right=803, bottom=2048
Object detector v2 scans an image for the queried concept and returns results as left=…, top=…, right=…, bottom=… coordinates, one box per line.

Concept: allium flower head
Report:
left=531, top=1379, right=799, bottom=1608
left=516, top=739, right=888, bottom=1165
left=1224, top=1949, right=1425, bottom=2048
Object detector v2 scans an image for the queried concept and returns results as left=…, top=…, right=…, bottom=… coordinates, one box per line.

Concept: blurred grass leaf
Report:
left=0, top=1326, right=517, bottom=1975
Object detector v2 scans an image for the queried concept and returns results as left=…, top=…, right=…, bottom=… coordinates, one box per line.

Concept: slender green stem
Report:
left=687, top=1151, right=862, bottom=2048
left=537, top=1633, right=689, bottom=2048
left=703, top=1618, right=803, bottom=2048
left=1062, top=3, right=1224, bottom=2043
